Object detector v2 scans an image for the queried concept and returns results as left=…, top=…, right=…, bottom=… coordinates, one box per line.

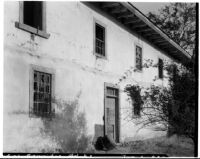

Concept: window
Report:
left=15, top=1, right=50, bottom=39
left=95, top=23, right=105, bottom=57
left=158, top=58, right=163, bottom=79
left=33, top=71, right=51, bottom=116
left=135, top=45, right=142, bottom=71
left=30, top=65, right=55, bottom=117
left=23, top=1, right=43, bottom=30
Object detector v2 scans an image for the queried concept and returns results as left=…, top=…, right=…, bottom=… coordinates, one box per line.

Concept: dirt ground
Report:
left=94, top=135, right=194, bottom=157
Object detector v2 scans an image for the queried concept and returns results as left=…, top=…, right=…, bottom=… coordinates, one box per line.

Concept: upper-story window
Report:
left=24, top=1, right=43, bottom=30
left=15, top=1, right=50, bottom=39
left=158, top=58, right=163, bottom=79
left=95, top=23, right=106, bottom=57
left=135, top=45, right=142, bottom=71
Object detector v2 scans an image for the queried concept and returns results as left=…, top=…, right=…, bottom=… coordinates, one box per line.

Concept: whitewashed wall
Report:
left=4, top=2, right=174, bottom=152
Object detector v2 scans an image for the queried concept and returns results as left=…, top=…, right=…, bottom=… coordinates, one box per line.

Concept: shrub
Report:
left=43, top=97, right=91, bottom=153
left=94, top=136, right=115, bottom=151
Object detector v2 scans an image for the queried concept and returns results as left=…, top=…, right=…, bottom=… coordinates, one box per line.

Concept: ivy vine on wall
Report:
left=124, top=84, right=143, bottom=117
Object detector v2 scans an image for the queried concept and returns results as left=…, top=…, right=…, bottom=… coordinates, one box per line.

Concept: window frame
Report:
left=93, top=19, right=107, bottom=59
left=104, top=82, right=120, bottom=143
left=158, top=58, right=164, bottom=79
left=29, top=64, right=55, bottom=118
left=15, top=1, right=50, bottom=39
left=135, top=44, right=143, bottom=71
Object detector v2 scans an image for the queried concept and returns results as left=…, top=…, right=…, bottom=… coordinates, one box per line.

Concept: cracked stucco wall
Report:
left=4, top=2, right=171, bottom=152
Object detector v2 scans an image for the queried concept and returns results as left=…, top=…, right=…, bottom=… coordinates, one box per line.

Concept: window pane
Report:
left=96, top=24, right=104, bottom=41
left=34, top=82, right=38, bottom=91
left=33, top=102, right=38, bottom=113
left=34, top=92, right=38, bottom=101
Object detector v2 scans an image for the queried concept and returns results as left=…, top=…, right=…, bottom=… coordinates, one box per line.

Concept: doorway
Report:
left=104, top=83, right=120, bottom=143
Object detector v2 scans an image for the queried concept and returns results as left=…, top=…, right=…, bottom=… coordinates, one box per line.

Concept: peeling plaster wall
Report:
left=4, top=2, right=173, bottom=152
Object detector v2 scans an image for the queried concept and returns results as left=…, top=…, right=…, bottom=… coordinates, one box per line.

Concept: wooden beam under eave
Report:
left=117, top=12, right=135, bottom=19
left=137, top=27, right=153, bottom=33
left=102, top=3, right=120, bottom=8
left=124, top=18, right=141, bottom=24
left=154, top=39, right=168, bottom=43
left=132, top=24, right=148, bottom=30
left=110, top=7, right=127, bottom=14
left=144, top=32, right=159, bottom=36
left=149, top=36, right=163, bottom=40
left=157, top=42, right=169, bottom=47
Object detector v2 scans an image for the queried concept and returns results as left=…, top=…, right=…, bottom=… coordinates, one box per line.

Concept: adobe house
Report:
left=4, top=1, right=191, bottom=152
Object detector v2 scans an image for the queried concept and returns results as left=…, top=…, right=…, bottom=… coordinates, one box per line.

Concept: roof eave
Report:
left=122, top=2, right=191, bottom=60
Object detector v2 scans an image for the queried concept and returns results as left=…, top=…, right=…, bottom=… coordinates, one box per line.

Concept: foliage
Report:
left=123, top=60, right=195, bottom=143
left=43, top=97, right=92, bottom=153
left=166, top=63, right=195, bottom=140
left=147, top=3, right=196, bottom=55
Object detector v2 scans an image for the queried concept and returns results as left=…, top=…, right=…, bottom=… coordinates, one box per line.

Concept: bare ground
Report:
left=94, top=135, right=194, bottom=157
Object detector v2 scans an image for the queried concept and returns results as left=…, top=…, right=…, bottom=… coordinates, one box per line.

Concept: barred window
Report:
left=95, top=23, right=105, bottom=57
left=136, top=45, right=142, bottom=70
left=158, top=58, right=163, bottom=79
left=33, top=71, right=52, bottom=116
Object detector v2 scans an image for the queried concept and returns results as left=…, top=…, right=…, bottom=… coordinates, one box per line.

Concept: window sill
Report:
left=135, top=68, right=143, bottom=73
left=29, top=113, right=55, bottom=119
left=94, top=52, right=107, bottom=60
left=15, top=22, right=50, bottom=39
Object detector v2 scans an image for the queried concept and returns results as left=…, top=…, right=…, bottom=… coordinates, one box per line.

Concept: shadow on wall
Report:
left=4, top=95, right=94, bottom=153
left=43, top=97, right=93, bottom=153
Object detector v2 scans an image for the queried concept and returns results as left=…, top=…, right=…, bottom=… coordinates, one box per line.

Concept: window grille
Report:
left=95, top=23, right=105, bottom=56
left=33, top=71, right=52, bottom=117
left=136, top=45, right=142, bottom=70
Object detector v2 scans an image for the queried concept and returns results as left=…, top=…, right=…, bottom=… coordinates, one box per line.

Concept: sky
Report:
left=132, top=2, right=170, bottom=15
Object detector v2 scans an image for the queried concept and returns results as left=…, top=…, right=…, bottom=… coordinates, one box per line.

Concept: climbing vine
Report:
left=124, top=84, right=143, bottom=116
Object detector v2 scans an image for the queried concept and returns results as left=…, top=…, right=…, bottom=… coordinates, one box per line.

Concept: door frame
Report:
left=104, top=82, right=120, bottom=143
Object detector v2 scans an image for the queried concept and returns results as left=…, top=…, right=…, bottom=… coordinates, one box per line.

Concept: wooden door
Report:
left=104, top=84, right=119, bottom=142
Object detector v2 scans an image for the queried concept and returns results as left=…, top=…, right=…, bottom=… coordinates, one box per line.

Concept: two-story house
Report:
left=4, top=1, right=191, bottom=152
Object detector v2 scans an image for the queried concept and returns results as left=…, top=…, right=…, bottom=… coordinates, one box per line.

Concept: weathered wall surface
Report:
left=4, top=2, right=171, bottom=152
